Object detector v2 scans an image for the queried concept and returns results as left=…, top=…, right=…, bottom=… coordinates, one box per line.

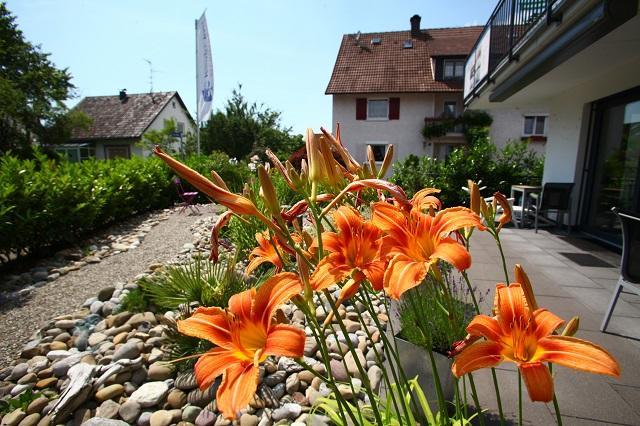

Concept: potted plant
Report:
left=386, top=267, right=480, bottom=406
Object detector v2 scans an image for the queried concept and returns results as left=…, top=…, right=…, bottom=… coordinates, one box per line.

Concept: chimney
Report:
left=410, top=14, right=421, bottom=38
left=119, top=89, right=128, bottom=102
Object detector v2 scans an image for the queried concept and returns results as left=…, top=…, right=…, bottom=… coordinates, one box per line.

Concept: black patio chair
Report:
left=530, top=182, right=574, bottom=234
left=601, top=207, right=640, bottom=332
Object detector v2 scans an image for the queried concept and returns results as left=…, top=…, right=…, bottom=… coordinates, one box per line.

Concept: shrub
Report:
left=0, top=150, right=249, bottom=262
left=392, top=138, right=544, bottom=206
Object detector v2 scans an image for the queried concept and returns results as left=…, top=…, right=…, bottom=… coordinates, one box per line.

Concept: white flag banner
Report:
left=196, top=11, right=213, bottom=123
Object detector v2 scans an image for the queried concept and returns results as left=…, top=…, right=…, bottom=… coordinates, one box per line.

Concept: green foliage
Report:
left=0, top=3, right=75, bottom=155
left=312, top=378, right=477, bottom=426
left=392, top=138, right=544, bottom=206
left=0, top=150, right=249, bottom=262
left=139, top=118, right=179, bottom=153
left=398, top=272, right=475, bottom=353
left=422, top=110, right=493, bottom=142
left=137, top=255, right=247, bottom=312
left=0, top=389, right=44, bottom=415
left=201, top=85, right=304, bottom=160
left=116, top=287, right=151, bottom=314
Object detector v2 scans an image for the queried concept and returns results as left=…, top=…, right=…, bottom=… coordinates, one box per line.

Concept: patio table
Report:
left=510, top=184, right=541, bottom=227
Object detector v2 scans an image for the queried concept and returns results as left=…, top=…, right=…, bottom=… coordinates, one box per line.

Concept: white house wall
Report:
left=333, top=93, right=473, bottom=168
left=144, top=95, right=197, bottom=157
left=487, top=107, right=548, bottom=154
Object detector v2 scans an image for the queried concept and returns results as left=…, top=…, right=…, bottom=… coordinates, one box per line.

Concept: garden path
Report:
left=0, top=206, right=211, bottom=369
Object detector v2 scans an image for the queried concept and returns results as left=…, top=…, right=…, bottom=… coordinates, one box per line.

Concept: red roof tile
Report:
left=70, top=91, right=188, bottom=140
left=326, top=26, right=483, bottom=94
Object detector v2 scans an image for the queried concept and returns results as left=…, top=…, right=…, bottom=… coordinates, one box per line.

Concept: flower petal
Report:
left=519, top=362, right=554, bottom=402
left=532, top=308, right=564, bottom=340
left=431, top=237, right=472, bottom=271
left=431, top=207, right=486, bottom=238
left=536, top=335, right=621, bottom=377
left=228, top=288, right=256, bottom=322
left=383, top=255, right=428, bottom=300
left=216, top=362, right=259, bottom=420
left=332, top=206, right=363, bottom=237
left=177, top=307, right=232, bottom=348
left=254, top=272, right=303, bottom=329
left=310, top=254, right=351, bottom=292
left=362, top=260, right=386, bottom=291
left=466, top=314, right=502, bottom=341
left=451, top=341, right=503, bottom=377
left=496, top=283, right=529, bottom=333
left=264, top=324, right=306, bottom=358
left=194, top=347, right=239, bottom=390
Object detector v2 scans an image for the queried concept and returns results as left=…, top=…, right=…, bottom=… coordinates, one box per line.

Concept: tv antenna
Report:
left=143, top=58, right=157, bottom=98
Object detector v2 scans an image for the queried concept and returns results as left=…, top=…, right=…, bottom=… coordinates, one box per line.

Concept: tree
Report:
left=0, top=2, right=75, bottom=155
left=201, top=85, right=303, bottom=159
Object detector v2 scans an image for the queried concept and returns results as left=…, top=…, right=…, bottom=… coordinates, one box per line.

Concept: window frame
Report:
left=367, top=98, right=389, bottom=120
left=522, top=114, right=548, bottom=137
left=443, top=59, right=465, bottom=80
left=367, top=143, right=388, bottom=162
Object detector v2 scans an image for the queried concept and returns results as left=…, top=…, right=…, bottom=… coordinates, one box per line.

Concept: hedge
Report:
left=0, top=150, right=250, bottom=261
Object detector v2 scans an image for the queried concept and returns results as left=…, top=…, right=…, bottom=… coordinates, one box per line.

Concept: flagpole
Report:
left=195, top=18, right=200, bottom=155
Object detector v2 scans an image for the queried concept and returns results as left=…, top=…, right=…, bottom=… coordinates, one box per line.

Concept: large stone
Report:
left=98, top=286, right=116, bottom=302
left=1, top=409, right=26, bottom=426
left=329, top=359, right=349, bottom=381
left=95, top=384, right=125, bottom=402
left=194, top=409, right=216, bottom=426
left=26, top=396, right=48, bottom=415
left=367, top=365, right=383, bottom=393
left=263, top=370, right=286, bottom=387
left=175, top=371, right=198, bottom=391
left=88, top=333, right=108, bottom=346
left=344, top=349, right=366, bottom=378
left=149, top=410, right=172, bottom=426
left=166, top=388, right=187, bottom=409
left=147, top=362, right=174, bottom=381
left=129, top=381, right=169, bottom=407
left=127, top=312, right=156, bottom=328
left=186, top=381, right=218, bottom=408
left=271, top=403, right=302, bottom=421
left=8, top=363, right=29, bottom=381
left=16, top=413, right=40, bottom=426
left=96, top=399, right=120, bottom=418
left=112, top=341, right=140, bottom=361
left=182, top=405, right=201, bottom=422
left=118, top=400, right=142, bottom=424
left=81, top=419, right=128, bottom=426
left=239, top=413, right=259, bottom=426
left=303, top=338, right=318, bottom=357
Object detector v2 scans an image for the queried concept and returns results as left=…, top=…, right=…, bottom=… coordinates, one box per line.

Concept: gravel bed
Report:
left=0, top=206, right=210, bottom=369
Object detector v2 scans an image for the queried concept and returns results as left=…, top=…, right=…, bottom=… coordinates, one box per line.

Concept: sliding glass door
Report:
left=584, top=87, right=640, bottom=245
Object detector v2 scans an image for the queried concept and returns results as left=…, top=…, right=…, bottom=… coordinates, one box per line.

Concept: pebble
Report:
left=26, top=396, right=48, bottom=415
left=263, top=370, right=286, bottom=387
left=239, top=413, right=259, bottom=426
left=17, top=413, right=40, bottom=426
left=95, top=384, right=125, bottom=401
left=82, top=418, right=129, bottom=426
left=194, top=409, right=216, bottom=426
left=271, top=403, right=302, bottom=421
left=175, top=371, right=198, bottom=391
left=167, top=388, right=187, bottom=409
left=9, top=363, right=29, bottom=381
left=182, top=405, right=202, bottom=422
left=88, top=332, right=108, bottom=346
left=112, top=341, right=140, bottom=361
left=148, top=362, right=175, bottom=380
left=118, top=400, right=142, bottom=424
left=149, top=410, right=173, bottom=426
left=1, top=409, right=26, bottom=426
left=96, top=399, right=121, bottom=418
left=129, top=381, right=169, bottom=407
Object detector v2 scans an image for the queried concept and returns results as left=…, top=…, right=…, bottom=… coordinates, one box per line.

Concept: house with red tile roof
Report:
left=60, top=90, right=195, bottom=161
left=326, top=15, right=484, bottom=164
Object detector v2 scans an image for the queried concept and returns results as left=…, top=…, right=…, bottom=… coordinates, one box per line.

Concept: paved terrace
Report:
left=465, top=228, right=639, bottom=425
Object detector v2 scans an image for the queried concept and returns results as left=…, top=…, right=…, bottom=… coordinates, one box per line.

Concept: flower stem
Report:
left=518, top=370, right=523, bottom=426
left=549, top=363, right=563, bottom=425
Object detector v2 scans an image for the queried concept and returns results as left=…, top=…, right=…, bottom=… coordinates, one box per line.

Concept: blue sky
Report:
left=7, top=0, right=495, bottom=135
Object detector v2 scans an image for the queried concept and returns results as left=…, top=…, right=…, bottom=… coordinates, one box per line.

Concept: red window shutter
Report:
left=356, top=98, right=367, bottom=120
left=389, top=98, right=400, bottom=120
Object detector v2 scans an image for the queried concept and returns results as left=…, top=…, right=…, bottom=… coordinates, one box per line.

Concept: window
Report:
left=443, top=101, right=457, bottom=118
left=523, top=115, right=547, bottom=136
left=443, top=59, right=465, bottom=79
left=403, top=40, right=413, bottom=49
left=368, top=144, right=388, bottom=162
left=367, top=99, right=389, bottom=119
left=176, top=121, right=185, bottom=134
left=105, top=145, right=131, bottom=159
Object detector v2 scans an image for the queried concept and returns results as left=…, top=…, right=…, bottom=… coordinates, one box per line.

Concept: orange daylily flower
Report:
left=371, top=202, right=484, bottom=299
left=451, top=283, right=620, bottom=402
left=245, top=232, right=287, bottom=276
left=209, top=211, right=233, bottom=262
left=492, top=191, right=512, bottom=231
left=177, top=273, right=305, bottom=419
left=410, top=187, right=442, bottom=214
left=154, top=146, right=260, bottom=217
left=310, top=206, right=386, bottom=302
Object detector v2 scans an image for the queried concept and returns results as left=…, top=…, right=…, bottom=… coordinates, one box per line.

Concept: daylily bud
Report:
left=493, top=192, right=512, bottom=231
left=480, top=195, right=490, bottom=219
left=367, top=145, right=379, bottom=176
left=305, top=129, right=323, bottom=185
left=514, top=264, right=538, bottom=311
left=210, top=171, right=230, bottom=191
left=562, top=316, right=580, bottom=336
left=378, top=144, right=394, bottom=178
left=258, top=165, right=280, bottom=216
left=467, top=180, right=481, bottom=215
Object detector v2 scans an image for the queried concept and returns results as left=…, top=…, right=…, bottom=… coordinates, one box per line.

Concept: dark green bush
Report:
left=391, top=138, right=544, bottom=206
left=0, top=150, right=250, bottom=261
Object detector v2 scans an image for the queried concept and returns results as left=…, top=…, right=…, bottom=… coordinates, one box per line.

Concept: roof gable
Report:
left=326, top=26, right=483, bottom=94
left=70, top=91, right=188, bottom=141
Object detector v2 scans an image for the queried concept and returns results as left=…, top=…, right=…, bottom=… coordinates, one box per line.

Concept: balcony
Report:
left=464, top=0, right=638, bottom=104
